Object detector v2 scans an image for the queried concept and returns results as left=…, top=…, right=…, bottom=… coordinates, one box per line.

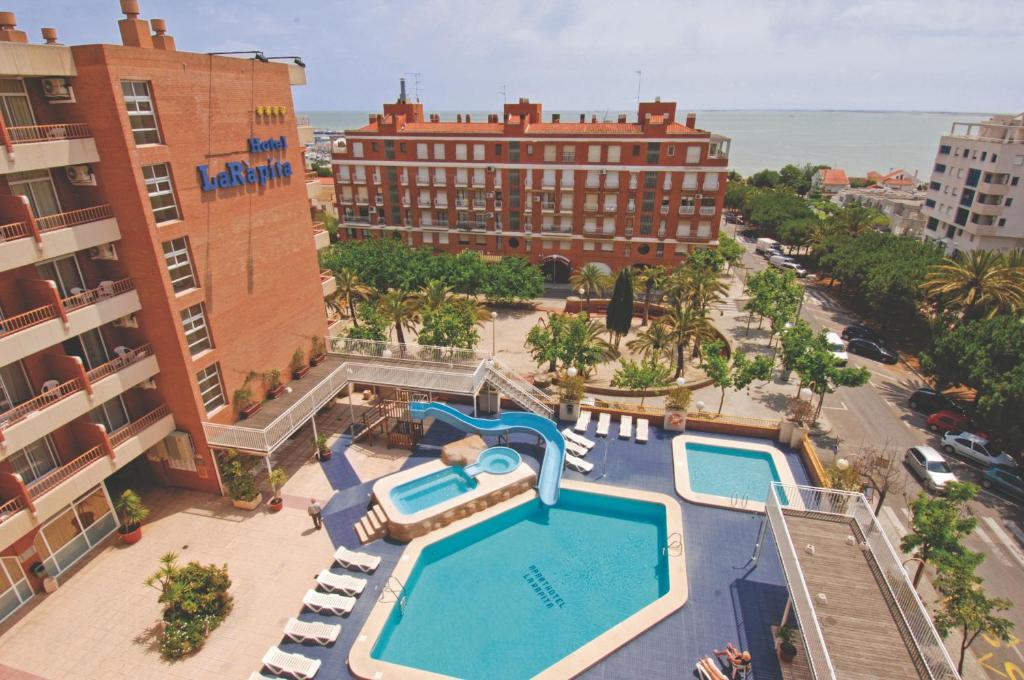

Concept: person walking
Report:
left=308, top=498, right=323, bottom=530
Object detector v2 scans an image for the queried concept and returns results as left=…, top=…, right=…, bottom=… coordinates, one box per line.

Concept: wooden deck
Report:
left=783, top=513, right=923, bottom=679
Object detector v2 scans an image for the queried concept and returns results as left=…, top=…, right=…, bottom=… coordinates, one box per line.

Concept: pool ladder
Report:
left=380, top=576, right=409, bottom=614
left=730, top=493, right=751, bottom=509
left=663, top=532, right=683, bottom=557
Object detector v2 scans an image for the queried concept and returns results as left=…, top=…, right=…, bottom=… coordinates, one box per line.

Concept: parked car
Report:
left=941, top=431, right=1018, bottom=468
left=841, top=324, right=886, bottom=344
left=768, top=255, right=794, bottom=270
left=781, top=261, right=808, bottom=277
left=926, top=410, right=988, bottom=438
left=904, top=445, right=957, bottom=493
left=846, top=337, right=898, bottom=364
left=824, top=331, right=848, bottom=365
left=909, top=387, right=964, bottom=415
left=981, top=467, right=1024, bottom=504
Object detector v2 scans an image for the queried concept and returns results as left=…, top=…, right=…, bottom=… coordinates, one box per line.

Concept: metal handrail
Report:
left=25, top=445, right=107, bottom=499
left=7, top=122, right=91, bottom=143
left=328, top=337, right=488, bottom=367
left=0, top=376, right=84, bottom=427
left=61, top=278, right=134, bottom=311
left=85, top=344, right=153, bottom=383
left=36, top=204, right=114, bottom=233
left=109, top=404, right=171, bottom=448
left=0, top=304, right=57, bottom=337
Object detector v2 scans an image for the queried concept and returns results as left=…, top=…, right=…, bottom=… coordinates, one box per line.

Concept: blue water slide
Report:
left=408, top=401, right=566, bottom=505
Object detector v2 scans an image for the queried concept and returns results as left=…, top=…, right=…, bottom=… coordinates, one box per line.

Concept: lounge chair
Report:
left=636, top=418, right=649, bottom=443
left=565, top=453, right=594, bottom=474
left=262, top=647, right=322, bottom=679
left=619, top=414, right=633, bottom=439
left=316, top=569, right=366, bottom=596
left=562, top=428, right=596, bottom=450
left=334, top=545, right=381, bottom=572
left=302, top=589, right=355, bottom=615
left=249, top=674, right=278, bottom=680
left=565, top=440, right=589, bottom=457
left=283, top=618, right=341, bottom=645
left=695, top=657, right=729, bottom=680
left=596, top=412, right=611, bottom=436
left=574, top=410, right=592, bottom=432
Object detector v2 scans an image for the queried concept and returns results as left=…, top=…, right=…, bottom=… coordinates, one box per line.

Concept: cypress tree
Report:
left=606, top=269, right=634, bottom=347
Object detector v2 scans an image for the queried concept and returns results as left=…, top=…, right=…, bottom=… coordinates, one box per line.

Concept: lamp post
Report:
left=490, top=311, right=497, bottom=357
left=578, top=287, right=585, bottom=314
left=676, top=377, right=686, bottom=389
left=836, top=457, right=850, bottom=471
left=346, top=368, right=355, bottom=436
left=567, top=366, right=578, bottom=378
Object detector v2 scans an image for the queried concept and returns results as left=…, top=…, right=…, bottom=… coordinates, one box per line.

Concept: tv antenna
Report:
left=634, top=70, right=642, bottom=105
left=500, top=84, right=507, bottom=105
left=404, top=72, right=422, bottom=102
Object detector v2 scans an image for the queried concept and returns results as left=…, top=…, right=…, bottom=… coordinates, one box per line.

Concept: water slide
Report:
left=408, top=401, right=566, bottom=505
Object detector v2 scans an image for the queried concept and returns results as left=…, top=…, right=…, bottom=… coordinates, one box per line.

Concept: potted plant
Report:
left=309, top=336, right=326, bottom=367
left=233, top=372, right=261, bottom=419
left=267, top=467, right=289, bottom=512
left=291, top=348, right=309, bottom=379
left=217, top=449, right=262, bottom=510
left=557, top=372, right=586, bottom=421
left=314, top=433, right=331, bottom=461
left=663, top=386, right=692, bottom=432
left=115, top=489, right=149, bottom=544
left=264, top=369, right=285, bottom=400
left=777, top=624, right=798, bottom=662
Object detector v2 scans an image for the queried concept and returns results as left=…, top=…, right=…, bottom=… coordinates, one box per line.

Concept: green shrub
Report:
left=216, top=449, right=261, bottom=502
left=147, top=553, right=233, bottom=660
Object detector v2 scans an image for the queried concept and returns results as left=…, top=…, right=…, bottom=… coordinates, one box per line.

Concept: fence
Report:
left=25, top=445, right=108, bottom=499
left=6, top=122, right=91, bottom=143
left=327, top=337, right=487, bottom=368
left=799, top=433, right=829, bottom=487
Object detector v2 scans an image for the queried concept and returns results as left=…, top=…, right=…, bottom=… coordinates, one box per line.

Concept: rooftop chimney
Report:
left=398, top=78, right=408, bottom=104
left=0, top=12, right=27, bottom=43
left=41, top=27, right=59, bottom=45
left=456, top=114, right=463, bottom=123
left=118, top=0, right=153, bottom=49
left=465, top=114, right=471, bottom=123
left=655, top=96, right=661, bottom=103
left=591, top=114, right=597, bottom=123
left=617, top=114, right=627, bottom=124
left=552, top=113, right=560, bottom=123
left=579, top=113, right=585, bottom=123
left=685, top=112, right=696, bottom=128
left=150, top=18, right=175, bottom=50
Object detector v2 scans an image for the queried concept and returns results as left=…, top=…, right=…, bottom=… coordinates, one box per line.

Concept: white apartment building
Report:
left=832, top=186, right=927, bottom=238
left=921, top=113, right=1024, bottom=253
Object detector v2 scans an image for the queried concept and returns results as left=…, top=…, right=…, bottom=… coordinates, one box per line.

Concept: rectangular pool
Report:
left=390, top=466, right=478, bottom=515
left=686, top=441, right=782, bottom=503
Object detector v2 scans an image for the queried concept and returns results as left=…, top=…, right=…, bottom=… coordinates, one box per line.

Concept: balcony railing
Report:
left=0, top=204, right=114, bottom=244
left=109, top=404, right=172, bottom=448
left=679, top=206, right=695, bottom=215
left=25, top=445, right=109, bottom=499
left=699, top=206, right=716, bottom=216
left=63, top=278, right=134, bottom=312
left=86, top=344, right=153, bottom=384
left=5, top=123, right=92, bottom=144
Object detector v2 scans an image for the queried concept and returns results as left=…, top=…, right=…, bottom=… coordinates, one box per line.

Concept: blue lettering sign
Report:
left=197, top=136, right=293, bottom=194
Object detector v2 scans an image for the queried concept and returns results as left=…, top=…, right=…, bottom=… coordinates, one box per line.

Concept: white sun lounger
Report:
left=302, top=589, right=355, bottom=615
left=574, top=410, right=592, bottom=432
left=562, top=428, right=595, bottom=450
left=636, top=418, right=649, bottom=443
left=565, top=453, right=594, bottom=474
left=596, top=412, right=611, bottom=436
left=283, top=618, right=341, bottom=645
left=565, top=440, right=589, bottom=457
left=316, top=569, right=366, bottom=596
left=696, top=657, right=729, bottom=680
left=262, top=647, right=322, bottom=679
left=334, top=545, right=381, bottom=572
left=619, top=415, right=633, bottom=439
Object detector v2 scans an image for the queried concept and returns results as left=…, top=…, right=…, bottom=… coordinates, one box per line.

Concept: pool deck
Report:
left=272, top=407, right=812, bottom=680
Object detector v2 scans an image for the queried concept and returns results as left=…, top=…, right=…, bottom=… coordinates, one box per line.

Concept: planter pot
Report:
left=317, top=449, right=332, bottom=461
left=118, top=525, right=142, bottom=545
left=292, top=366, right=311, bottom=380
left=266, top=385, right=286, bottom=400
left=779, top=643, right=797, bottom=663
left=559, top=401, right=579, bottom=421
left=232, top=496, right=261, bottom=510
left=268, top=497, right=283, bottom=513
left=310, top=353, right=326, bottom=367
left=239, top=403, right=262, bottom=419
left=663, top=409, right=688, bottom=432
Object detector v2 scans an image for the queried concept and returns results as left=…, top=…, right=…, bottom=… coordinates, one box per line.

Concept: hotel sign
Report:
left=197, top=136, right=294, bottom=192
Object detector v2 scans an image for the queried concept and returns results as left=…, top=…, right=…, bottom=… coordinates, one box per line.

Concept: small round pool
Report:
left=473, top=446, right=522, bottom=475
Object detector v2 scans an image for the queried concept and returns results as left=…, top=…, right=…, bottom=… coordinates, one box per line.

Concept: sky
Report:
left=11, top=0, right=1023, bottom=113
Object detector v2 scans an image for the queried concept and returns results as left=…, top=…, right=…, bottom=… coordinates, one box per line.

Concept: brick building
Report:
left=332, top=83, right=731, bottom=282
left=0, top=3, right=327, bottom=618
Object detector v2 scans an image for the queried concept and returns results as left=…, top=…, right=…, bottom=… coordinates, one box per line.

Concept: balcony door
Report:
left=88, top=396, right=129, bottom=435
left=63, top=328, right=109, bottom=371
left=36, top=255, right=85, bottom=298
left=8, top=169, right=61, bottom=218
left=0, top=78, right=35, bottom=128
left=8, top=436, right=59, bottom=485
left=0, top=360, right=32, bottom=412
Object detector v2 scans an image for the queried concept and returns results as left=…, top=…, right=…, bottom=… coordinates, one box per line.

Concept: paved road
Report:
left=734, top=230, right=1024, bottom=678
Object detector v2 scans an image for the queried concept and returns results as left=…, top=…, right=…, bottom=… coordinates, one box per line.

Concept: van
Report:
left=825, top=331, right=848, bottom=365
left=755, top=238, right=779, bottom=255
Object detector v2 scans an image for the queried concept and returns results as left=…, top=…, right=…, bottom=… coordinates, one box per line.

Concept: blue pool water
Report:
left=372, top=489, right=669, bottom=679
left=390, top=467, right=478, bottom=515
left=686, top=441, right=781, bottom=503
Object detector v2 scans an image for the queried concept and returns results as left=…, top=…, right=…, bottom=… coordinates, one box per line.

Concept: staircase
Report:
left=485, top=360, right=555, bottom=418
left=354, top=504, right=388, bottom=544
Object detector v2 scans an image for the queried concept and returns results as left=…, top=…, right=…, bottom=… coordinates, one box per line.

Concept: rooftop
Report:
left=818, top=168, right=850, bottom=185
left=351, top=119, right=701, bottom=136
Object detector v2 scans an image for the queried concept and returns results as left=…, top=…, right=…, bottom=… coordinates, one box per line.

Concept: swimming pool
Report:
left=672, top=434, right=797, bottom=511
left=390, top=467, right=478, bottom=515
left=354, top=484, right=687, bottom=679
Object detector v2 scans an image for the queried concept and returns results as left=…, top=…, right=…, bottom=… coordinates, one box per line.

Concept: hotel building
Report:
left=332, top=85, right=731, bottom=282
left=922, top=113, right=1024, bottom=253
left=0, top=3, right=328, bottom=620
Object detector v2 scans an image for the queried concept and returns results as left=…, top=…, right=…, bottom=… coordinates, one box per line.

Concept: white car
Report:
left=904, top=445, right=957, bottom=493
left=941, top=431, right=1018, bottom=469
left=781, top=261, right=808, bottom=277
left=825, top=331, right=848, bottom=366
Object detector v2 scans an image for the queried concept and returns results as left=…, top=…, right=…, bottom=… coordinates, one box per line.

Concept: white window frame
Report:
left=351, top=141, right=364, bottom=158
left=143, top=163, right=180, bottom=223
left=121, top=80, right=161, bottom=145
left=587, top=145, right=601, bottom=163
left=416, top=143, right=428, bottom=160
left=473, top=144, right=485, bottom=161
left=433, top=143, right=446, bottom=160
left=685, top=145, right=701, bottom=163
left=195, top=363, right=226, bottom=413
left=162, top=237, right=196, bottom=293
left=455, top=143, right=468, bottom=160
left=607, top=145, right=621, bottom=163
left=181, top=303, right=213, bottom=356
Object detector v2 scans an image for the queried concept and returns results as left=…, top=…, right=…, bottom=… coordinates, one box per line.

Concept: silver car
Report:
left=904, top=445, right=957, bottom=493
left=941, top=431, right=1018, bottom=469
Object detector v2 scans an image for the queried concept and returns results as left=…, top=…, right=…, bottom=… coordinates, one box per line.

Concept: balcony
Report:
left=679, top=206, right=695, bottom=215
left=0, top=278, right=140, bottom=366
left=296, top=116, right=314, bottom=145
left=699, top=206, right=716, bottom=216
left=472, top=200, right=486, bottom=209
left=0, top=404, right=173, bottom=546
left=321, top=270, right=337, bottom=297
left=0, top=122, right=98, bottom=175
left=0, top=204, right=118, bottom=273
left=313, top=223, right=330, bottom=250
left=0, top=43, right=75, bottom=77
left=0, top=345, right=159, bottom=453
left=604, top=203, right=617, bottom=213
left=417, top=197, right=432, bottom=208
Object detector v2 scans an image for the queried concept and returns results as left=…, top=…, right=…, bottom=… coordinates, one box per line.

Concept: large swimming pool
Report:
left=370, top=489, right=670, bottom=679
left=686, top=441, right=781, bottom=502
left=390, top=467, right=478, bottom=515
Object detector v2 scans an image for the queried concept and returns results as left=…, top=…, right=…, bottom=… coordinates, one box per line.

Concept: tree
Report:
left=700, top=340, right=732, bottom=414
left=558, top=314, right=617, bottom=376
left=332, top=268, right=373, bottom=325
left=416, top=279, right=455, bottom=314
left=830, top=203, right=889, bottom=236
left=724, top=181, right=752, bottom=211
left=748, top=169, right=781, bottom=188
left=700, top=340, right=773, bottom=413
left=921, top=250, right=1024, bottom=322
left=777, top=217, right=820, bottom=253
left=480, top=256, right=544, bottom=304
left=610, top=358, right=672, bottom=405
left=525, top=313, right=569, bottom=373
left=746, top=189, right=814, bottom=236
left=626, top=321, right=674, bottom=365
left=417, top=302, right=480, bottom=349
left=856, top=443, right=906, bottom=514
left=901, top=481, right=979, bottom=588
left=743, top=267, right=802, bottom=339
left=793, top=331, right=870, bottom=419
left=717, top=234, right=744, bottom=273
left=570, top=264, right=610, bottom=317
left=605, top=269, right=634, bottom=348
left=377, top=289, right=419, bottom=345
left=633, top=265, right=665, bottom=326
left=661, top=304, right=715, bottom=379
left=933, top=550, right=1014, bottom=674
left=780, top=319, right=815, bottom=392
left=778, top=164, right=812, bottom=195
left=345, top=301, right=388, bottom=341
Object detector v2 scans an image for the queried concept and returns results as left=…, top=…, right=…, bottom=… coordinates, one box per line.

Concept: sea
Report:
left=299, top=110, right=992, bottom=179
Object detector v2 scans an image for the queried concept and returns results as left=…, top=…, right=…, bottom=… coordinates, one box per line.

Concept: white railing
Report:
left=327, top=337, right=488, bottom=368
left=486, top=359, right=553, bottom=417
left=769, top=483, right=960, bottom=680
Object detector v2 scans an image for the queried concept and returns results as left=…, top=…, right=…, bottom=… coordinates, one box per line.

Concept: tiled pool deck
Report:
left=279, top=407, right=811, bottom=680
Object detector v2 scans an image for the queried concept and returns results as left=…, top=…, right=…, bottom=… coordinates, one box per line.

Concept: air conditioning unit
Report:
left=113, top=313, right=139, bottom=328
left=66, top=164, right=96, bottom=186
left=138, top=378, right=157, bottom=390
left=486, top=166, right=495, bottom=172
left=89, top=243, right=118, bottom=261
left=600, top=169, right=607, bottom=175
left=41, top=77, right=73, bottom=101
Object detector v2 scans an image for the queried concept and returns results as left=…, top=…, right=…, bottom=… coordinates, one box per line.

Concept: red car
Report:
left=927, top=411, right=988, bottom=439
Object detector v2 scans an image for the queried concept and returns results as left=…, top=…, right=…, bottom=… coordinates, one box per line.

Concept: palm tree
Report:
left=661, top=304, right=714, bottom=379
left=332, top=268, right=373, bottom=326
left=831, top=204, right=888, bottom=236
left=416, top=279, right=455, bottom=314
left=569, top=264, right=610, bottom=318
left=377, top=289, right=419, bottom=345
left=685, top=265, right=728, bottom=315
left=626, top=321, right=674, bottom=366
left=921, top=250, right=1024, bottom=321
left=568, top=317, right=618, bottom=376
left=633, top=265, right=665, bottom=326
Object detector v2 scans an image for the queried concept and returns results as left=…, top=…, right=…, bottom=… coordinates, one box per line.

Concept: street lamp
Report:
left=836, top=457, right=850, bottom=471
left=207, top=50, right=269, bottom=62
left=346, top=368, right=355, bottom=436
left=265, top=55, right=306, bottom=68
left=490, top=311, right=497, bottom=357
left=695, top=401, right=706, bottom=414
left=567, top=366, right=578, bottom=378
left=676, top=377, right=686, bottom=388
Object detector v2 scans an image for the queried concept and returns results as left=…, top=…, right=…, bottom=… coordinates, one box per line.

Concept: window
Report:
left=455, top=144, right=468, bottom=160
left=162, top=238, right=196, bottom=293
left=433, top=143, right=445, bottom=160
left=587, top=145, right=601, bottom=163
left=495, top=143, right=503, bottom=156
left=703, top=173, right=720, bottom=191
left=195, top=363, right=226, bottom=413
left=666, top=145, right=675, bottom=157
left=929, top=181, right=941, bottom=191
left=416, top=143, right=428, bottom=159
left=399, top=142, right=406, bottom=154
left=8, top=437, right=58, bottom=485
left=1006, top=198, right=1014, bottom=207
left=685, top=145, right=701, bottom=163
left=646, top=143, right=660, bottom=163
left=181, top=303, right=212, bottom=355
left=1012, top=177, right=1019, bottom=186
left=121, top=81, right=161, bottom=144
left=1013, top=155, right=1024, bottom=166
left=351, top=142, right=364, bottom=158
left=632, top=144, right=641, bottom=157
left=638, top=244, right=650, bottom=255
left=561, top=145, right=574, bottom=162
left=966, top=168, right=981, bottom=187
left=143, top=163, right=179, bottom=223
left=934, top=163, right=946, bottom=174
left=939, top=144, right=951, bottom=155
left=544, top=145, right=557, bottom=162
left=473, top=144, right=485, bottom=160
left=607, top=145, right=621, bottom=163
left=509, top=142, right=520, bottom=162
